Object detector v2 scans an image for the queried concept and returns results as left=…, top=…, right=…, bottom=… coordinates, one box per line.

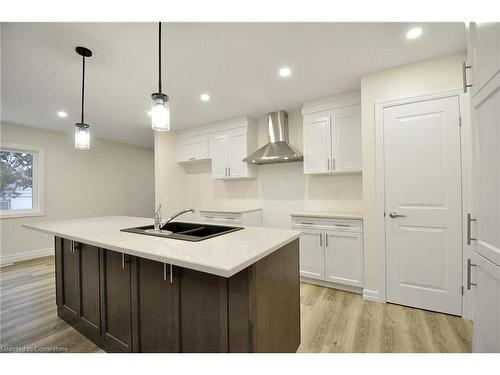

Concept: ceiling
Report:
left=1, top=22, right=466, bottom=148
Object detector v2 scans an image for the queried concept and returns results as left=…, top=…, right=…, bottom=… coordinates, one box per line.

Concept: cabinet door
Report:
left=100, top=249, right=134, bottom=352
left=136, top=258, right=180, bottom=352
left=228, top=131, right=249, bottom=178
left=324, top=231, right=363, bottom=287
left=303, top=114, right=331, bottom=174
left=176, top=138, right=208, bottom=162
left=210, top=134, right=229, bottom=179
left=472, top=252, right=500, bottom=352
left=77, top=243, right=101, bottom=342
left=467, top=22, right=500, bottom=97
left=332, top=105, right=361, bottom=172
left=298, top=230, right=325, bottom=280
left=56, top=238, right=79, bottom=319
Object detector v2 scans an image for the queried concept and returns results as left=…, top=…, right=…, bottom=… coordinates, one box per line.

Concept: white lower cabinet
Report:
left=324, top=230, right=363, bottom=287
left=298, top=229, right=324, bottom=280
left=292, top=216, right=364, bottom=289
left=472, top=251, right=500, bottom=352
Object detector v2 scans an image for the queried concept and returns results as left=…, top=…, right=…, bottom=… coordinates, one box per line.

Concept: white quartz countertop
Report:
left=290, top=211, right=363, bottom=220
left=199, top=208, right=262, bottom=214
left=23, top=216, right=299, bottom=277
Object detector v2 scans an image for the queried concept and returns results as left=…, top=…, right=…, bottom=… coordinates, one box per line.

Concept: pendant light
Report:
left=151, top=22, right=170, bottom=131
left=74, top=46, right=92, bottom=150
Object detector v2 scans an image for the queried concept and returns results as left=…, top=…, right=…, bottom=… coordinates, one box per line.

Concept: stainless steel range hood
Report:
left=243, top=110, right=303, bottom=165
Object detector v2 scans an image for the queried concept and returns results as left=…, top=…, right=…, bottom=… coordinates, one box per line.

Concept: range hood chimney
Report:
left=243, top=110, right=303, bottom=165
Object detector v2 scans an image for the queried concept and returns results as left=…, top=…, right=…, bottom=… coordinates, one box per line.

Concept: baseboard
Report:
left=362, top=288, right=383, bottom=303
left=0, top=247, right=54, bottom=266
left=300, top=277, right=363, bottom=295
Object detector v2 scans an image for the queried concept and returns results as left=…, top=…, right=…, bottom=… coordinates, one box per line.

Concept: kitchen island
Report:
left=24, top=216, right=301, bottom=353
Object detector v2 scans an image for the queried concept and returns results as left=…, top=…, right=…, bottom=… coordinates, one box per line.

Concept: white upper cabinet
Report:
left=210, top=127, right=255, bottom=179
left=176, top=117, right=256, bottom=180
left=302, top=92, right=361, bottom=175
left=332, top=105, right=362, bottom=172
left=466, top=22, right=500, bottom=97
left=176, top=135, right=209, bottom=163
left=210, top=134, right=229, bottom=178
left=303, top=114, right=331, bottom=174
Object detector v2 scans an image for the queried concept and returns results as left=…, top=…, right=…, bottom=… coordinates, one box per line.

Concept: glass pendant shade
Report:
left=75, top=123, right=90, bottom=150
left=151, top=93, right=170, bottom=131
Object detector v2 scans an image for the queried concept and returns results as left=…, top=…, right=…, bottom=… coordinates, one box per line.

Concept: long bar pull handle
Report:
left=71, top=241, right=75, bottom=253
left=319, top=233, right=323, bottom=246
left=164, top=263, right=167, bottom=281
left=325, top=233, right=328, bottom=247
left=467, top=213, right=477, bottom=245
left=170, top=264, right=173, bottom=284
left=467, top=258, right=477, bottom=289
left=327, top=158, right=330, bottom=171
left=463, top=61, right=472, bottom=93
left=122, top=253, right=125, bottom=269
left=228, top=167, right=231, bottom=176
left=332, top=158, right=336, bottom=171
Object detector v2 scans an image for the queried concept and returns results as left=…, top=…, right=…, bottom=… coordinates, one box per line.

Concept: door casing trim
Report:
left=373, top=89, right=472, bottom=318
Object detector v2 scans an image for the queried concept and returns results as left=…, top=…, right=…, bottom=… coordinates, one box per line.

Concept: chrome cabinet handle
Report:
left=224, top=167, right=227, bottom=176
left=122, top=253, right=125, bottom=269
left=300, top=222, right=315, bottom=225
left=325, top=234, right=328, bottom=247
left=188, top=157, right=196, bottom=160
left=71, top=241, right=75, bottom=253
left=467, top=213, right=477, bottom=245
left=163, top=263, right=173, bottom=283
left=463, top=61, right=472, bottom=93
left=228, top=167, right=231, bottom=176
left=319, top=233, right=322, bottom=246
left=332, top=158, right=336, bottom=171
left=389, top=211, right=406, bottom=218
left=327, top=158, right=330, bottom=170
left=467, top=258, right=477, bottom=289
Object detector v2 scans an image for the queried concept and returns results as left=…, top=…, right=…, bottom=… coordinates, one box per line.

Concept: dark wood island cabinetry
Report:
left=54, top=236, right=300, bottom=353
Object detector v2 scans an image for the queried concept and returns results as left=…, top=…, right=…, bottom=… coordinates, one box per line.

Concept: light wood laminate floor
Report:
left=0, top=256, right=472, bottom=353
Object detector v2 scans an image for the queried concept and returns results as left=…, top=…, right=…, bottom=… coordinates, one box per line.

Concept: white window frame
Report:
left=0, top=143, right=44, bottom=219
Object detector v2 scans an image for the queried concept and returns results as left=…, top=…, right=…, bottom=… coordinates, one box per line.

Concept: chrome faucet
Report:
left=154, top=203, right=163, bottom=231
left=162, top=208, right=196, bottom=227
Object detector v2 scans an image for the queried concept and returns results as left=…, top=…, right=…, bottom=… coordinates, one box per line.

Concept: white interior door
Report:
left=384, top=95, right=463, bottom=315
left=303, top=114, right=331, bottom=174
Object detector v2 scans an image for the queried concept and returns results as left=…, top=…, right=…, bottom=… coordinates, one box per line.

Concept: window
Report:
left=0, top=143, right=44, bottom=218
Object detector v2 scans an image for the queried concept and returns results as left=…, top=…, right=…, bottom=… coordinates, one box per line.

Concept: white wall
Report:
left=155, top=110, right=363, bottom=229
left=0, top=123, right=154, bottom=264
left=360, top=52, right=466, bottom=293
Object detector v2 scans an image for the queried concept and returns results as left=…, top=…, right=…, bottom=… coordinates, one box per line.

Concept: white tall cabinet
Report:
left=466, top=22, right=500, bottom=353
left=302, top=92, right=361, bottom=175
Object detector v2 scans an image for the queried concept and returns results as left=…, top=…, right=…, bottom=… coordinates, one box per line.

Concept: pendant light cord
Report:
left=81, top=55, right=85, bottom=124
left=158, top=22, right=162, bottom=93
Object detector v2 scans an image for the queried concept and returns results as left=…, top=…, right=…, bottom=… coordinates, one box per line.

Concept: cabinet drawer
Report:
left=200, top=211, right=243, bottom=225
left=292, top=217, right=362, bottom=232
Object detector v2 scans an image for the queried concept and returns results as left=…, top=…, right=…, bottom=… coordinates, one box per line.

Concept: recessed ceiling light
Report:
left=406, top=27, right=422, bottom=40
left=200, top=93, right=210, bottom=102
left=279, top=67, right=291, bottom=77
left=57, top=111, right=68, bottom=118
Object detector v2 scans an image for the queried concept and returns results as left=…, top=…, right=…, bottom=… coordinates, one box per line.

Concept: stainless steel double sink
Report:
left=121, top=221, right=243, bottom=242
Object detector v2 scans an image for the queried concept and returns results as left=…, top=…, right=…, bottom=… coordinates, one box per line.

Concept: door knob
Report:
left=389, top=211, right=406, bottom=218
